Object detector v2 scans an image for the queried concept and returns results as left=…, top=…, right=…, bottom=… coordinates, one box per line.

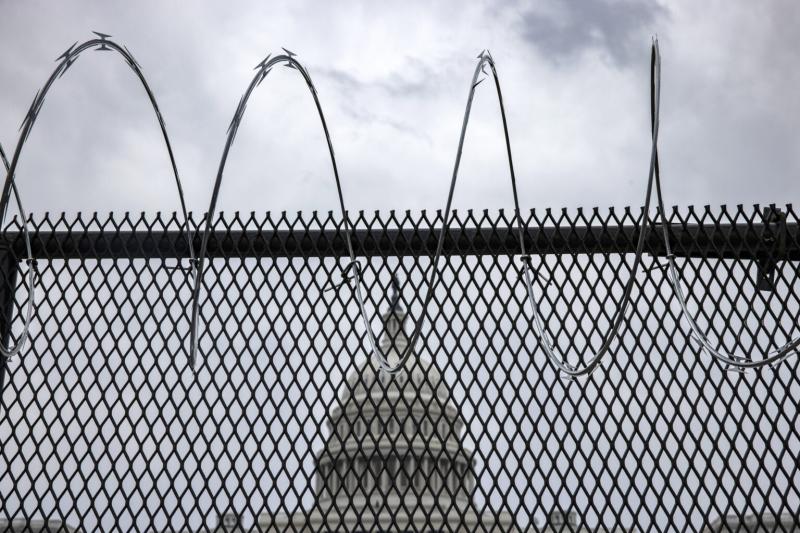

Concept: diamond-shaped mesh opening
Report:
left=1, top=207, right=799, bottom=532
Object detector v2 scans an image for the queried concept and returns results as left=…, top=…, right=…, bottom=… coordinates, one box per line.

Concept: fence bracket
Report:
left=756, top=206, right=786, bottom=291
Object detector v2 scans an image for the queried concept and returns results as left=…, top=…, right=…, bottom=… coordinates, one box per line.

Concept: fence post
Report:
left=0, top=247, right=18, bottom=404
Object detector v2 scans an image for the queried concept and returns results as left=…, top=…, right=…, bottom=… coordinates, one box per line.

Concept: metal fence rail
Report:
left=1, top=206, right=799, bottom=532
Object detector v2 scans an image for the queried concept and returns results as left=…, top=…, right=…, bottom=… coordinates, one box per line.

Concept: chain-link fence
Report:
left=1, top=206, right=799, bottom=532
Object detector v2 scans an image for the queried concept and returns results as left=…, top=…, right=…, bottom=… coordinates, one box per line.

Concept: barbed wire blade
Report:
left=559, top=362, right=580, bottom=380
left=688, top=334, right=704, bottom=350
left=724, top=361, right=750, bottom=374
left=472, top=77, right=485, bottom=89
left=770, top=350, right=795, bottom=369
left=19, top=90, right=41, bottom=131
left=32, top=93, right=45, bottom=116
left=645, top=259, right=668, bottom=272
left=323, top=278, right=346, bottom=293
left=56, top=41, right=78, bottom=62
left=58, top=56, right=78, bottom=78
left=122, top=46, right=142, bottom=69
left=254, top=53, right=271, bottom=70
left=476, top=49, right=486, bottom=59
left=281, top=47, right=296, bottom=57
left=226, top=114, right=240, bottom=136
left=235, top=94, right=247, bottom=117
left=256, top=68, right=272, bottom=86
left=92, top=30, right=112, bottom=40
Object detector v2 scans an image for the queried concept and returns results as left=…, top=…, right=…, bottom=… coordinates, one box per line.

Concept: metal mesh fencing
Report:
left=1, top=206, right=799, bottom=532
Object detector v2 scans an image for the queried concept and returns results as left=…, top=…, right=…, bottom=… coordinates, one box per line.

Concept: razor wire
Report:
left=515, top=40, right=665, bottom=378
left=0, top=31, right=196, bottom=362
left=4, top=36, right=797, bottom=376
left=350, top=43, right=663, bottom=377
left=188, top=49, right=353, bottom=369
left=0, top=143, right=35, bottom=361
left=648, top=73, right=799, bottom=370
left=345, top=50, right=530, bottom=374
left=186, top=48, right=524, bottom=374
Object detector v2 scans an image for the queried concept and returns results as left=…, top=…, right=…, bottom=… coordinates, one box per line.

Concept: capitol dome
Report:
left=259, top=276, right=514, bottom=531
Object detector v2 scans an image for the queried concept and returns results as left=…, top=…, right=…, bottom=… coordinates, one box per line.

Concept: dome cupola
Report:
left=315, top=275, right=475, bottom=514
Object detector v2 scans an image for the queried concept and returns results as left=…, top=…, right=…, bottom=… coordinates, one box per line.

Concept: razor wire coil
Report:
left=0, top=32, right=196, bottom=363
left=4, top=34, right=798, bottom=375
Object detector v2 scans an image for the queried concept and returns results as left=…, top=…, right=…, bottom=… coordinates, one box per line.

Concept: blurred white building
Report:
left=0, top=519, right=75, bottom=532
left=258, top=277, right=515, bottom=531
left=705, top=513, right=798, bottom=532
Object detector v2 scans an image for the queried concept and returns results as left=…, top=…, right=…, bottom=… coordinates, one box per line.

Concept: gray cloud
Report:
left=319, top=60, right=439, bottom=99
left=518, top=0, right=668, bottom=66
left=316, top=66, right=436, bottom=142
left=1, top=0, right=799, bottom=217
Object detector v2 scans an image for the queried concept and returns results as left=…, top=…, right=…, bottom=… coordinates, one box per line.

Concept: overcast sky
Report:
left=1, top=1, right=799, bottom=218
left=3, top=3, right=800, bottom=530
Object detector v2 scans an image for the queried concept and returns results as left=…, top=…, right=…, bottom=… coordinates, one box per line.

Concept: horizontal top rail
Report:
left=0, top=221, right=796, bottom=260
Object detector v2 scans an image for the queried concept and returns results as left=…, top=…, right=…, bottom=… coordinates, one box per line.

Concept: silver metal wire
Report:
left=189, top=49, right=527, bottom=374
left=649, top=61, right=799, bottom=371
left=348, top=50, right=523, bottom=374
left=0, top=143, right=35, bottom=361
left=518, top=39, right=664, bottom=378
left=0, top=32, right=196, bottom=363
left=189, top=50, right=353, bottom=369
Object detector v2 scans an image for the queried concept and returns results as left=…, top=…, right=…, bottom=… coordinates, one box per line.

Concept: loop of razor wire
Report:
left=650, top=68, right=798, bottom=371
left=12, top=38, right=788, bottom=374
left=0, top=32, right=196, bottom=363
left=348, top=50, right=525, bottom=374
left=518, top=39, right=664, bottom=378
left=189, top=49, right=526, bottom=374
left=0, top=143, right=35, bottom=361
left=189, top=50, right=356, bottom=369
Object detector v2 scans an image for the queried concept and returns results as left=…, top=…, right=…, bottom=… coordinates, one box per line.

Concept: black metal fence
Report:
left=1, top=206, right=799, bottom=532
